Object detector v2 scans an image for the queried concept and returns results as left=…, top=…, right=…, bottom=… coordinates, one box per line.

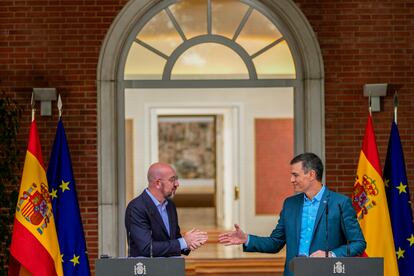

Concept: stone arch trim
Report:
left=97, top=0, right=324, bottom=256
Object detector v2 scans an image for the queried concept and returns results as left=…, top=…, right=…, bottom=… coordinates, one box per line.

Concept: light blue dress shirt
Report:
left=298, top=185, right=326, bottom=256
left=145, top=189, right=187, bottom=250
left=245, top=186, right=331, bottom=256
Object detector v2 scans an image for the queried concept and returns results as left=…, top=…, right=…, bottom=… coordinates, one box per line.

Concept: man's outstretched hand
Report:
left=218, top=224, right=248, bottom=246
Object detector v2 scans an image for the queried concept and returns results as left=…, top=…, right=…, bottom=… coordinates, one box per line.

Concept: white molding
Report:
left=97, top=0, right=157, bottom=258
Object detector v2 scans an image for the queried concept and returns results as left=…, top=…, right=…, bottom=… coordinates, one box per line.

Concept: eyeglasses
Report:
left=160, top=176, right=179, bottom=183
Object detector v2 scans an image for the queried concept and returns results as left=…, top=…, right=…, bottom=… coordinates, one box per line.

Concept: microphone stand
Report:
left=128, top=231, right=131, bottom=257
left=150, top=230, right=153, bottom=258
left=338, top=203, right=350, bottom=257
left=325, top=200, right=329, bottom=258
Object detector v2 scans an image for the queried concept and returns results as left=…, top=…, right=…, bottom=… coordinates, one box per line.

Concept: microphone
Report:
left=147, top=209, right=154, bottom=258
left=338, top=203, right=350, bottom=257
left=324, top=200, right=329, bottom=258
left=127, top=231, right=131, bottom=257
left=150, top=230, right=153, bottom=258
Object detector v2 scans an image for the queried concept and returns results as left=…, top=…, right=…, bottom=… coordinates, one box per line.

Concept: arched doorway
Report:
left=98, top=0, right=324, bottom=257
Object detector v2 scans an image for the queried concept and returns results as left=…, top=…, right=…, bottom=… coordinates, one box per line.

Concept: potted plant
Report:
left=0, top=93, right=22, bottom=276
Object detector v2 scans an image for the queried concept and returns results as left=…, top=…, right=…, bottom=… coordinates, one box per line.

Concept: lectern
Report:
left=289, top=257, right=383, bottom=276
left=95, top=257, right=185, bottom=276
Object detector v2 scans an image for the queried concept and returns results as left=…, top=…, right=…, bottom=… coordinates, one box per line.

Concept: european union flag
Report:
left=47, top=119, right=91, bottom=276
left=384, top=121, right=414, bottom=276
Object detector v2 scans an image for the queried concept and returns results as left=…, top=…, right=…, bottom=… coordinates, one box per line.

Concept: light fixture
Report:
left=33, top=88, right=57, bottom=116
left=363, top=83, right=388, bottom=112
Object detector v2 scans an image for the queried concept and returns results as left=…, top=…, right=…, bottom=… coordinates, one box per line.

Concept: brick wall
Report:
left=295, top=0, right=414, bottom=198
left=1, top=0, right=413, bottom=272
left=0, top=0, right=128, bottom=271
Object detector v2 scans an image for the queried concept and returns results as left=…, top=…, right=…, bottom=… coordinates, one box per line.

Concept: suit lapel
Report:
left=143, top=191, right=170, bottom=237
left=311, top=187, right=330, bottom=239
left=167, top=201, right=176, bottom=238
left=295, top=194, right=304, bottom=252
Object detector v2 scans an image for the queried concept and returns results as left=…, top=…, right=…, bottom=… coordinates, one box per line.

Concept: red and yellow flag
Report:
left=352, top=115, right=398, bottom=276
left=9, top=120, right=63, bottom=276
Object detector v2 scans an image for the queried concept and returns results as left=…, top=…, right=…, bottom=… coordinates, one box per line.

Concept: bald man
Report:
left=125, top=162, right=208, bottom=257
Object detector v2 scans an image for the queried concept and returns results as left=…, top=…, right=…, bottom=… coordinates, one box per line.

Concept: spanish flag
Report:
left=352, top=115, right=398, bottom=276
left=9, top=120, right=63, bottom=276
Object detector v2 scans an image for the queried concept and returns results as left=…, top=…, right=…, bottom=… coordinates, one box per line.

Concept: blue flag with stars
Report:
left=47, top=119, right=91, bottom=276
left=384, top=121, right=414, bottom=276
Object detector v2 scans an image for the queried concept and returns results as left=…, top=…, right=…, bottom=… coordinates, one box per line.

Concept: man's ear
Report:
left=154, top=179, right=162, bottom=189
left=309, top=169, right=317, bottom=180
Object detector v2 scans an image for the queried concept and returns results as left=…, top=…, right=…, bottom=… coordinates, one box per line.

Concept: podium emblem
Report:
left=333, top=261, right=345, bottom=274
left=134, top=262, right=147, bottom=275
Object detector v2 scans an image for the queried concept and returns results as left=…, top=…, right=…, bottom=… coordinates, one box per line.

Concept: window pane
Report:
left=236, top=10, right=283, bottom=55
left=124, top=43, right=166, bottom=80
left=137, top=10, right=182, bottom=56
left=253, top=40, right=296, bottom=79
left=211, top=0, right=249, bottom=39
left=171, top=43, right=249, bottom=80
left=169, top=0, right=207, bottom=39
left=127, top=0, right=297, bottom=81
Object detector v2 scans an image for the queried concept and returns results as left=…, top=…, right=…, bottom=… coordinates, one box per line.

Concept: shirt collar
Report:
left=304, top=185, right=326, bottom=203
left=145, top=188, right=168, bottom=208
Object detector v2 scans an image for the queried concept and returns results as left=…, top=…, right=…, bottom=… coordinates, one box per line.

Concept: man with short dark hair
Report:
left=219, top=152, right=366, bottom=276
left=125, top=162, right=208, bottom=257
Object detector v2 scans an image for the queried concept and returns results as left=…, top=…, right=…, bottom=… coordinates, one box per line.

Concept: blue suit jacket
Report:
left=125, top=190, right=190, bottom=257
left=244, top=187, right=366, bottom=276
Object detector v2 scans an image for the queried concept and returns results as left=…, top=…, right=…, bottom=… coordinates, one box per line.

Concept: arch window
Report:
left=124, top=0, right=296, bottom=81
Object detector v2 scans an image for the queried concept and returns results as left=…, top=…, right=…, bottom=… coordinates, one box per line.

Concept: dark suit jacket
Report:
left=244, top=187, right=366, bottom=276
left=125, top=190, right=190, bottom=257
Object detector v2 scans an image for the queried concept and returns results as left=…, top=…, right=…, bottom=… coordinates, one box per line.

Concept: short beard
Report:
left=167, top=190, right=175, bottom=199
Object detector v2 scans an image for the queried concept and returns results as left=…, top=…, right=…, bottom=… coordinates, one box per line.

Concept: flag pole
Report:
left=393, top=91, right=398, bottom=125
left=31, top=92, right=35, bottom=121
left=368, top=94, right=372, bottom=116
left=58, top=94, right=62, bottom=119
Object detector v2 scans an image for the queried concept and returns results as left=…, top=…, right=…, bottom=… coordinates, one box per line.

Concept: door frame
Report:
left=147, top=104, right=241, bottom=230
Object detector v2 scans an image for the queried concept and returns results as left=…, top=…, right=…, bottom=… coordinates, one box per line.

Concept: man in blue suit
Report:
left=219, top=153, right=366, bottom=276
left=125, top=162, right=208, bottom=257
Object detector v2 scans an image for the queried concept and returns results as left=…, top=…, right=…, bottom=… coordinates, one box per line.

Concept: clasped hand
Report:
left=184, top=229, right=208, bottom=250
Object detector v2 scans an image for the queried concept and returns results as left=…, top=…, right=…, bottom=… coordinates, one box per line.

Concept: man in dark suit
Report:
left=125, top=162, right=208, bottom=257
left=218, top=153, right=366, bottom=276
